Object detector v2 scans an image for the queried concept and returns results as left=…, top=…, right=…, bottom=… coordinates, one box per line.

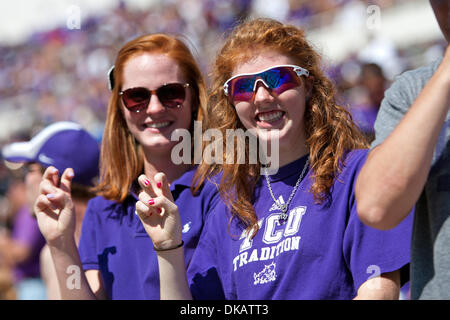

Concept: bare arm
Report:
left=156, top=247, right=192, bottom=300
left=354, top=270, right=401, bottom=300
left=40, top=234, right=106, bottom=300
left=46, top=241, right=106, bottom=299
left=356, top=46, right=450, bottom=230
left=40, top=245, right=60, bottom=300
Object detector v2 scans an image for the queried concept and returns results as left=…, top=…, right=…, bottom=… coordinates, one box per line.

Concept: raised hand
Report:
left=34, top=166, right=76, bottom=247
left=135, top=173, right=183, bottom=250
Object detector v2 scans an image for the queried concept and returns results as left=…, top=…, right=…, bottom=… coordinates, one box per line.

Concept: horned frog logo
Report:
left=253, top=262, right=277, bottom=285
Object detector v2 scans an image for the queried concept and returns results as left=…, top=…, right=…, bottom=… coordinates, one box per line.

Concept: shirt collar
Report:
left=264, top=154, right=310, bottom=183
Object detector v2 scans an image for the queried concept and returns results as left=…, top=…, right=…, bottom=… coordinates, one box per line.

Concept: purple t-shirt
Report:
left=187, top=150, right=413, bottom=299
left=11, top=205, right=46, bottom=282
left=78, top=168, right=219, bottom=300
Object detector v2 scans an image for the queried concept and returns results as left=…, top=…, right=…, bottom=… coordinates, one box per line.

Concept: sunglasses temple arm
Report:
left=223, top=83, right=229, bottom=96
left=108, top=65, right=115, bottom=91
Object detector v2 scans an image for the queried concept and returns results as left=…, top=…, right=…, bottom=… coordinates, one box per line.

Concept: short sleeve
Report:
left=340, top=150, right=413, bottom=292
left=186, top=211, right=226, bottom=300
left=78, top=199, right=100, bottom=271
left=343, top=205, right=413, bottom=292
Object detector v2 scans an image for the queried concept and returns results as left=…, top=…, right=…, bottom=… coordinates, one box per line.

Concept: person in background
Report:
left=0, top=175, right=17, bottom=300
left=1, top=121, right=100, bottom=299
left=355, top=0, right=450, bottom=300
left=348, top=63, right=388, bottom=142
left=0, top=174, right=44, bottom=300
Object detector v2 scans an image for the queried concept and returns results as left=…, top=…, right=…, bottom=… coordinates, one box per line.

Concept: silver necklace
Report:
left=263, top=157, right=309, bottom=222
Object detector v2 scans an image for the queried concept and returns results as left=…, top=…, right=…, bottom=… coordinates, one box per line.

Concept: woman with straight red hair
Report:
left=33, top=33, right=219, bottom=299
left=137, top=18, right=414, bottom=300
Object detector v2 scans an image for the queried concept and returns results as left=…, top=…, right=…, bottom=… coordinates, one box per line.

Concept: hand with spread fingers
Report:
left=34, top=166, right=76, bottom=247
left=135, top=172, right=183, bottom=251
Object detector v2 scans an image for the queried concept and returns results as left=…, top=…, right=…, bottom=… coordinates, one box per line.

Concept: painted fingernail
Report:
left=148, top=199, right=154, bottom=205
left=144, top=179, right=150, bottom=186
left=148, top=212, right=153, bottom=216
left=157, top=208, right=162, bottom=214
left=157, top=181, right=162, bottom=188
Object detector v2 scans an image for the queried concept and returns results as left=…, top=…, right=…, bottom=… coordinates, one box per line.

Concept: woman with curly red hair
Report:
left=137, top=18, right=413, bottom=299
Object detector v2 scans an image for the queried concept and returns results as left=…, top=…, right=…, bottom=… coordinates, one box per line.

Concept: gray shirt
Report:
left=372, top=58, right=450, bottom=299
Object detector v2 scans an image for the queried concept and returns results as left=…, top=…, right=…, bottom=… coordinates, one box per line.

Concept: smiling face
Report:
left=231, top=50, right=311, bottom=165
left=121, top=53, right=193, bottom=156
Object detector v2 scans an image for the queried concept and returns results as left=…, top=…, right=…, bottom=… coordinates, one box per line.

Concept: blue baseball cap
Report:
left=2, top=121, right=100, bottom=186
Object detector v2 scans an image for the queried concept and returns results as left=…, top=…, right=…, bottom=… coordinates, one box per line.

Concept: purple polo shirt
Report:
left=187, top=149, right=413, bottom=299
left=78, top=167, right=219, bottom=300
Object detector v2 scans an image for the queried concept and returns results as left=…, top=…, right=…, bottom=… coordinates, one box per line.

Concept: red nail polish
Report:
left=144, top=179, right=150, bottom=186
left=148, top=199, right=154, bottom=205
left=157, top=208, right=162, bottom=214
left=157, top=181, right=162, bottom=188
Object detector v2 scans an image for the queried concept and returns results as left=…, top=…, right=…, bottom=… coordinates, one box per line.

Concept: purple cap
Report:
left=2, top=122, right=100, bottom=186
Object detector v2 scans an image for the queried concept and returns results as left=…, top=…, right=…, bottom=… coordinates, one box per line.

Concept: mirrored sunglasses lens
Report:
left=262, top=68, right=282, bottom=88
left=268, top=67, right=299, bottom=95
left=231, top=77, right=257, bottom=102
left=229, top=67, right=303, bottom=103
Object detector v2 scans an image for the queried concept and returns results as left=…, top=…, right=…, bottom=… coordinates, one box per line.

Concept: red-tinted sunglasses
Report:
left=119, top=83, right=190, bottom=113
left=223, top=65, right=309, bottom=104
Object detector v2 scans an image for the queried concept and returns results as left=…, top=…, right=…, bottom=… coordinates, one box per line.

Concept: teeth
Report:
left=257, top=111, right=283, bottom=122
left=147, top=122, right=171, bottom=128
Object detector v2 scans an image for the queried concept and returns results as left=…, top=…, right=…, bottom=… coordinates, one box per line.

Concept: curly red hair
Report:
left=194, top=18, right=369, bottom=236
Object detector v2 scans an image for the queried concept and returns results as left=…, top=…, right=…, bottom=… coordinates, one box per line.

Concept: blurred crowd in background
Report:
left=0, top=0, right=446, bottom=299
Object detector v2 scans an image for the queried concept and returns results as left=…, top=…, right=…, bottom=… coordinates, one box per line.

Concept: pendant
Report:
left=279, top=212, right=288, bottom=222
left=279, top=204, right=288, bottom=222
